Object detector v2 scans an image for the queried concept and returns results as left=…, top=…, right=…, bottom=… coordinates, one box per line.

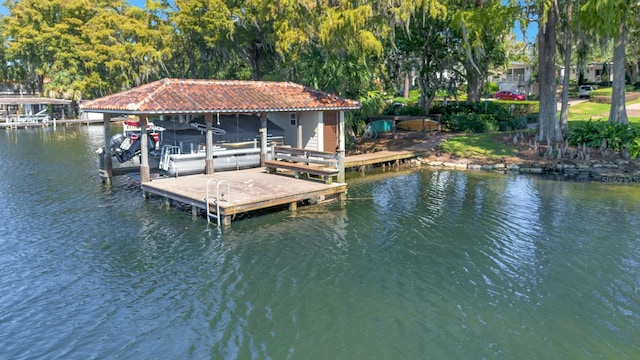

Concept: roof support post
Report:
left=205, top=114, right=214, bottom=175
left=260, top=113, right=268, bottom=166
left=297, top=113, right=303, bottom=148
left=337, top=111, right=346, bottom=183
left=317, top=112, right=325, bottom=152
left=101, top=113, right=113, bottom=185
left=139, top=115, right=151, bottom=183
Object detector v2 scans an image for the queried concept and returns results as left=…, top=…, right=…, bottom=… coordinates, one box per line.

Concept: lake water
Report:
left=1, top=125, right=639, bottom=359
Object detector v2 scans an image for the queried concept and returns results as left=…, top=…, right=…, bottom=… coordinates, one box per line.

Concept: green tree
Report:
left=392, top=1, right=461, bottom=112
left=79, top=0, right=171, bottom=96
left=581, top=0, right=638, bottom=124
left=170, top=0, right=236, bottom=78
left=285, top=1, right=388, bottom=99
left=537, top=0, right=563, bottom=142
left=2, top=0, right=172, bottom=100
left=557, top=0, right=582, bottom=135
left=450, top=0, right=517, bottom=103
left=2, top=0, right=63, bottom=93
left=225, top=0, right=316, bottom=80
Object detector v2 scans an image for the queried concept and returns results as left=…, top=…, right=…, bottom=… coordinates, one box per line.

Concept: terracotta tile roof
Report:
left=80, top=78, right=360, bottom=114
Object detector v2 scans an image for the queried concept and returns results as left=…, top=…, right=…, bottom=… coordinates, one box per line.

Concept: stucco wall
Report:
left=268, top=111, right=322, bottom=150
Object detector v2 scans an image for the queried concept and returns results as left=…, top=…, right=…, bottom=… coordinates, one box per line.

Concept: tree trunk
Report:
left=559, top=2, right=573, bottom=136
left=250, top=40, right=263, bottom=81
left=418, top=77, right=438, bottom=114
left=625, top=60, right=639, bottom=86
left=418, top=79, right=426, bottom=110
left=537, top=5, right=563, bottom=143
left=403, top=73, right=410, bottom=98
left=466, top=67, right=482, bottom=103
left=609, top=20, right=628, bottom=124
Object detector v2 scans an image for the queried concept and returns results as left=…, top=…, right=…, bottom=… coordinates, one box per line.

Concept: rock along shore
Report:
left=418, top=157, right=640, bottom=184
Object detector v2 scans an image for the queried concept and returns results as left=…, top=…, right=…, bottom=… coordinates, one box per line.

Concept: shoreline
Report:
left=349, top=132, right=640, bottom=184
left=418, top=156, right=640, bottom=184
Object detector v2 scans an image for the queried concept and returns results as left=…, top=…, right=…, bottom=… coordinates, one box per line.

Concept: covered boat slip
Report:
left=80, top=78, right=360, bottom=224
left=155, top=114, right=286, bottom=151
left=0, top=96, right=74, bottom=128
left=82, top=78, right=359, bottom=185
left=141, top=168, right=346, bottom=226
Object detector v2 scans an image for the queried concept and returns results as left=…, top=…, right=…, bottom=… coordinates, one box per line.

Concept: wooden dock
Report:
left=121, top=149, right=427, bottom=226
left=141, top=167, right=346, bottom=226
left=0, top=118, right=104, bottom=129
left=344, top=150, right=424, bottom=170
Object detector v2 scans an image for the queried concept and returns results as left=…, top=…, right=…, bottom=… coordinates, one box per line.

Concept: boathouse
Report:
left=80, top=78, right=361, bottom=184
left=0, top=96, right=72, bottom=124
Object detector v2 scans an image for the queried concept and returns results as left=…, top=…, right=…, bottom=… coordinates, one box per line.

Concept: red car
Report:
left=494, top=91, right=527, bottom=101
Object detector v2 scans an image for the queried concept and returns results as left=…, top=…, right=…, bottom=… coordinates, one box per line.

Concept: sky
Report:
left=515, top=22, right=538, bottom=43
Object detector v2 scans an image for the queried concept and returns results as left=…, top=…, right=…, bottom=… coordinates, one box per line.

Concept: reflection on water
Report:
left=1, top=127, right=640, bottom=358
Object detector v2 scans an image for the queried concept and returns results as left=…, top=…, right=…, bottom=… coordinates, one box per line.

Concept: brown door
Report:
left=323, top=111, right=338, bottom=152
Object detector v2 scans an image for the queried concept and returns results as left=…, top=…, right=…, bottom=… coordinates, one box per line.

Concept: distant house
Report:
left=564, top=62, right=613, bottom=84
left=496, top=62, right=536, bottom=95
left=0, top=96, right=72, bottom=122
left=494, top=61, right=614, bottom=97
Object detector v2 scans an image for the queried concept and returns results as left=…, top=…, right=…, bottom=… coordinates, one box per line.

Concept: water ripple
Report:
left=2, top=130, right=640, bottom=358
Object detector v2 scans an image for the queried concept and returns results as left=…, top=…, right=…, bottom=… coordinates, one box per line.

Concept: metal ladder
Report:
left=205, top=178, right=230, bottom=226
left=159, top=145, right=181, bottom=171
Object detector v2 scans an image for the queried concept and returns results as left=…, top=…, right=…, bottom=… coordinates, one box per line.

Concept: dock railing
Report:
left=265, top=146, right=339, bottom=184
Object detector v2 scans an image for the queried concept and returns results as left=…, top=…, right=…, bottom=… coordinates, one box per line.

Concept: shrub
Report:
left=567, top=120, right=604, bottom=148
left=484, top=81, right=499, bottom=94
left=497, top=117, right=529, bottom=131
left=568, top=120, right=638, bottom=151
left=448, top=113, right=498, bottom=133
left=598, top=122, right=638, bottom=151
left=397, top=105, right=426, bottom=116
left=431, top=101, right=502, bottom=118
left=525, top=113, right=539, bottom=123
left=629, top=138, right=640, bottom=159
left=428, top=101, right=538, bottom=133
left=491, top=101, right=539, bottom=117
left=382, top=103, right=425, bottom=116
left=590, top=87, right=640, bottom=104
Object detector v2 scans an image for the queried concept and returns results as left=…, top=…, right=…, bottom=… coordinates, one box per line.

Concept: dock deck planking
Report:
left=124, top=150, right=425, bottom=225
left=344, top=150, right=423, bottom=169
left=140, top=167, right=346, bottom=225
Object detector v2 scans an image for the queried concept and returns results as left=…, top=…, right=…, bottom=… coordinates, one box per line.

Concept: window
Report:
left=290, top=113, right=297, bottom=126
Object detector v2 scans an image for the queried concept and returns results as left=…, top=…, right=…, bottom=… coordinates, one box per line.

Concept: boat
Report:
left=397, top=118, right=438, bottom=132
left=158, top=145, right=263, bottom=177
left=370, top=119, right=393, bottom=133
left=106, top=114, right=285, bottom=176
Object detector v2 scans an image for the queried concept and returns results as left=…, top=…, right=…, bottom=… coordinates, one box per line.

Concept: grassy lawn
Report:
left=439, top=98, right=640, bottom=159
left=567, top=102, right=611, bottom=121
left=568, top=100, right=640, bottom=127
left=438, top=133, right=518, bottom=161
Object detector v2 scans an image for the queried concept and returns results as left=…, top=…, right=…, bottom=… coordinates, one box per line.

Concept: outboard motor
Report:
left=109, top=133, right=155, bottom=163
left=109, top=133, right=126, bottom=150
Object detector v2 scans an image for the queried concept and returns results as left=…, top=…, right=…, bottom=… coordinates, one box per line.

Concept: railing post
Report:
left=205, top=114, right=214, bottom=175
left=139, top=115, right=150, bottom=183
left=102, top=113, right=113, bottom=185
